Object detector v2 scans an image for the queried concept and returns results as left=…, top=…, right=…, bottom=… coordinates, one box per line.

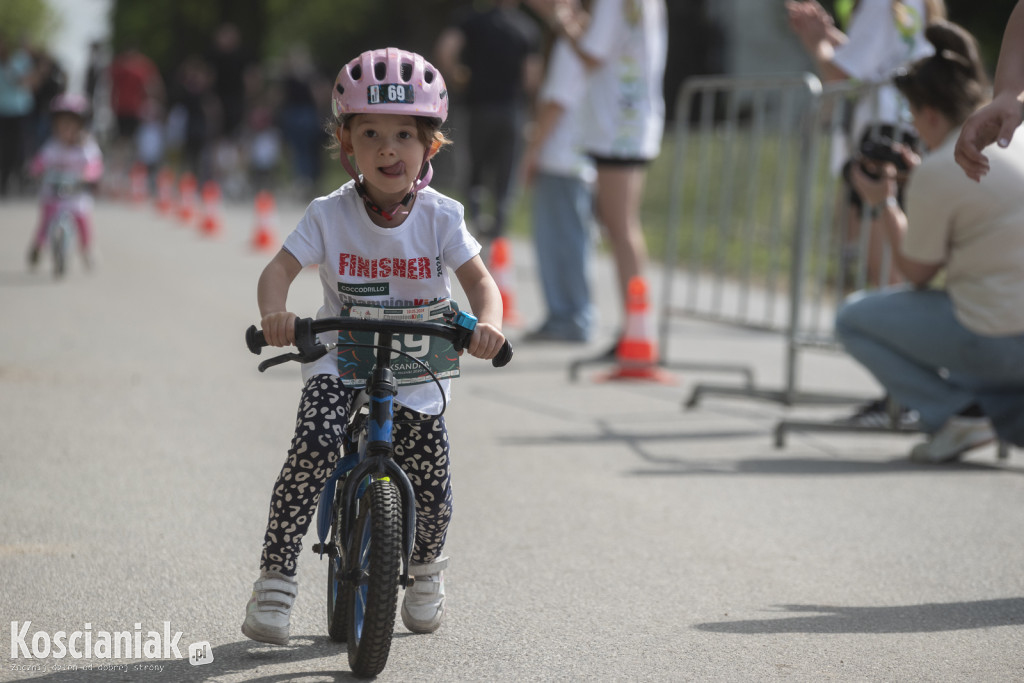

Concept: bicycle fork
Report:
left=315, top=337, right=419, bottom=587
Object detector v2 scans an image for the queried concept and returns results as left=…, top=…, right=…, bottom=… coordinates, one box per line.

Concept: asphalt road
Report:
left=2, top=196, right=1024, bottom=682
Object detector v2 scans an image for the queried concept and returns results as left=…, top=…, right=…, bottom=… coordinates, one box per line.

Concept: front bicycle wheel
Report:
left=50, top=220, right=68, bottom=277
left=345, top=477, right=402, bottom=678
left=326, top=487, right=348, bottom=643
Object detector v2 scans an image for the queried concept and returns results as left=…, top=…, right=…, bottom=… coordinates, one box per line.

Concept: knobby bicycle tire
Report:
left=345, top=477, right=402, bottom=678
left=326, top=487, right=348, bottom=643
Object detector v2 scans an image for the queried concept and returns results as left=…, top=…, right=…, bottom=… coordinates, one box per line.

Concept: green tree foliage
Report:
left=943, top=0, right=1017, bottom=72
left=110, top=0, right=1018, bottom=91
left=110, top=0, right=262, bottom=73
left=110, top=0, right=473, bottom=78
left=0, top=0, right=59, bottom=44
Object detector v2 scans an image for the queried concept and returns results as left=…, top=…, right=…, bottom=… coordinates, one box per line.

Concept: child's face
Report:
left=53, top=114, right=84, bottom=145
left=342, top=114, right=429, bottom=202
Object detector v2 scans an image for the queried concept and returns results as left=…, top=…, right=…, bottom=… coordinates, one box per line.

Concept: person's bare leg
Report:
left=594, top=165, right=649, bottom=308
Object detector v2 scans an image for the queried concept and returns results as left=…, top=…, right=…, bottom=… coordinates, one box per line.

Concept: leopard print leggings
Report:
left=260, top=374, right=453, bottom=577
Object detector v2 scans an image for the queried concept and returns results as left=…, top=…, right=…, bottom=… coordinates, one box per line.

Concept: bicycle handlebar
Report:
left=246, top=315, right=513, bottom=373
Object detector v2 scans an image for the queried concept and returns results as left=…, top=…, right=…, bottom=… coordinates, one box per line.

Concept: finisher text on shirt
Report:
left=338, top=253, right=434, bottom=280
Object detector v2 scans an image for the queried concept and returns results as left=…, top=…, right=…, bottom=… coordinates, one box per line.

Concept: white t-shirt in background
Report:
left=31, top=136, right=104, bottom=212
left=833, top=0, right=933, bottom=139
left=577, top=0, right=667, bottom=160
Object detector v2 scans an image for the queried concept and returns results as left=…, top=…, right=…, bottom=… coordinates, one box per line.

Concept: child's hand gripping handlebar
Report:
left=245, top=313, right=513, bottom=373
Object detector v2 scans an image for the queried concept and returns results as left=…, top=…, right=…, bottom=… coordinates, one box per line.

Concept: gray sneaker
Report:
left=909, top=417, right=995, bottom=463
left=241, top=570, right=298, bottom=646
left=401, top=557, right=448, bottom=633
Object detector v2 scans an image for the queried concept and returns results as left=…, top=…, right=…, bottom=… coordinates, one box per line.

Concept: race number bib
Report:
left=336, top=299, right=461, bottom=387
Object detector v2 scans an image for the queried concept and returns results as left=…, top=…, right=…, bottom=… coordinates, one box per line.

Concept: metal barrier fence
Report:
left=657, top=72, right=936, bottom=445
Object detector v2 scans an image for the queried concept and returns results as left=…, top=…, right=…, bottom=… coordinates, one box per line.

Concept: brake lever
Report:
left=251, top=318, right=334, bottom=372
left=257, top=342, right=336, bottom=372
left=258, top=352, right=304, bottom=373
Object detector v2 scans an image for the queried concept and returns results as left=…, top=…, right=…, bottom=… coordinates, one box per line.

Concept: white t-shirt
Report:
left=31, top=136, right=104, bottom=212
left=577, top=0, right=667, bottom=160
left=903, top=128, right=1024, bottom=336
left=283, top=182, right=481, bottom=413
left=833, top=0, right=933, bottom=139
left=537, top=38, right=595, bottom=181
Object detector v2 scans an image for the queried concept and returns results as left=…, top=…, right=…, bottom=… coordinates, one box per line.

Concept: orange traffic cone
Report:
left=600, top=276, right=675, bottom=383
left=488, top=236, right=521, bottom=326
left=155, top=168, right=175, bottom=214
left=130, top=163, right=148, bottom=204
left=177, top=172, right=198, bottom=223
left=199, top=180, right=223, bottom=237
left=251, top=190, right=278, bottom=252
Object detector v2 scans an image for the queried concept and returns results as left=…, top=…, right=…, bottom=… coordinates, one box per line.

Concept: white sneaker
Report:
left=909, top=417, right=995, bottom=463
left=241, top=570, right=298, bottom=645
left=401, top=557, right=448, bottom=633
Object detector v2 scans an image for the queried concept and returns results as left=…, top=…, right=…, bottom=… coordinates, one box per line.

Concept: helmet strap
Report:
left=340, top=152, right=433, bottom=222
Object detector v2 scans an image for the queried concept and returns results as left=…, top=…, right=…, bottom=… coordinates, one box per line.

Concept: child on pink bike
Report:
left=242, top=48, right=505, bottom=646
left=27, top=93, right=104, bottom=269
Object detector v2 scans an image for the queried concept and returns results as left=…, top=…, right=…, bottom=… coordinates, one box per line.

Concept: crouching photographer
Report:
left=840, top=127, right=921, bottom=288
left=834, top=20, right=1024, bottom=462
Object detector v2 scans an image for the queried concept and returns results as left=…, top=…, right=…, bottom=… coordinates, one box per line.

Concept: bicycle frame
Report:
left=319, top=331, right=420, bottom=585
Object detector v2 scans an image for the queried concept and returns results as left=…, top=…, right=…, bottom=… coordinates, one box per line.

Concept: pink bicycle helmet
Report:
left=332, top=47, right=448, bottom=124
left=331, top=48, right=449, bottom=219
left=50, top=93, right=90, bottom=118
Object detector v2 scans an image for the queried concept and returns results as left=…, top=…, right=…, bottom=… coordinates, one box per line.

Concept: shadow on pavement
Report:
left=12, top=636, right=358, bottom=682
left=694, top=597, right=1024, bottom=634
left=0, top=269, right=59, bottom=286
left=626, top=455, right=1019, bottom=477
left=505, top=428, right=768, bottom=447
left=502, top=421, right=1023, bottom=477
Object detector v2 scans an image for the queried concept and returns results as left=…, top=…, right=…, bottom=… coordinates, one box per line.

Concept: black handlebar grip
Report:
left=246, top=325, right=267, bottom=355
left=492, top=340, right=513, bottom=368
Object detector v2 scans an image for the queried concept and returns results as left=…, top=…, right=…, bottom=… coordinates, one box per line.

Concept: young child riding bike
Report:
left=242, top=47, right=506, bottom=646
left=27, top=93, right=104, bottom=269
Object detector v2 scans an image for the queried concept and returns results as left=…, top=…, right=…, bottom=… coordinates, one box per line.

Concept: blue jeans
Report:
left=531, top=172, right=596, bottom=340
left=279, top=104, right=321, bottom=186
left=835, top=286, right=1024, bottom=438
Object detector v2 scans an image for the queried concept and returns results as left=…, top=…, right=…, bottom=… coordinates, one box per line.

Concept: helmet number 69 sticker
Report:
left=368, top=84, right=415, bottom=105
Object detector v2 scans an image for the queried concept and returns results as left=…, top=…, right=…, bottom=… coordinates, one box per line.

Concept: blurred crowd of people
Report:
left=0, top=22, right=334, bottom=204
left=0, top=35, right=68, bottom=197
left=94, top=23, right=334, bottom=203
